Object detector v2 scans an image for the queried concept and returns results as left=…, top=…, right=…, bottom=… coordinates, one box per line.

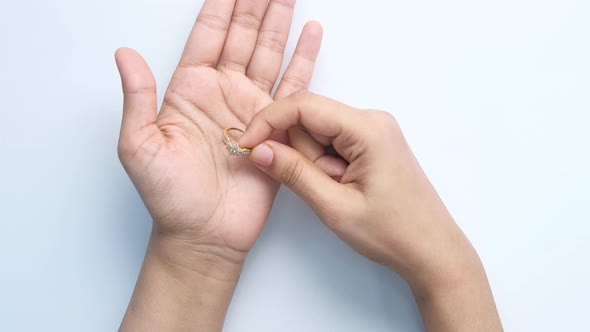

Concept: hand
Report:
left=239, top=91, right=471, bottom=278
left=116, top=1, right=324, bottom=330
left=115, top=0, right=323, bottom=262
left=239, top=91, right=503, bottom=331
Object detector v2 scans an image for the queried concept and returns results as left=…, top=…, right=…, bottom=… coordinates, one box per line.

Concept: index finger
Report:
left=239, top=91, right=362, bottom=148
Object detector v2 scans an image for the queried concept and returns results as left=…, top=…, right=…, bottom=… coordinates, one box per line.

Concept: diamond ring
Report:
left=222, top=127, right=251, bottom=156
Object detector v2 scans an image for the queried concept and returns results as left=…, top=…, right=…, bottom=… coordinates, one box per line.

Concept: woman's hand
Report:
left=239, top=91, right=503, bottom=332
left=116, top=1, right=325, bottom=330
left=116, top=0, right=323, bottom=264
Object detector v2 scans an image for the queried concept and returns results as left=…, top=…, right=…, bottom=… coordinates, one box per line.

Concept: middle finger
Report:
left=217, top=0, right=269, bottom=73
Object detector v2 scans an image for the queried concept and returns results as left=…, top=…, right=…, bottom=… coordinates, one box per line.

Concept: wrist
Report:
left=407, top=249, right=488, bottom=300
left=402, top=232, right=486, bottom=296
left=406, top=250, right=503, bottom=331
left=151, top=230, right=246, bottom=282
left=120, top=230, right=245, bottom=332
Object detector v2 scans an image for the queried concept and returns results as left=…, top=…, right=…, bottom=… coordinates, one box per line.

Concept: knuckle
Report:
left=256, top=30, right=286, bottom=54
left=280, top=158, right=306, bottom=189
left=279, top=74, right=308, bottom=91
left=217, top=59, right=246, bottom=72
left=370, top=110, right=399, bottom=128
left=232, top=11, right=262, bottom=31
left=290, top=89, right=311, bottom=101
left=365, top=110, right=402, bottom=139
left=251, top=76, right=275, bottom=92
left=196, top=13, right=230, bottom=32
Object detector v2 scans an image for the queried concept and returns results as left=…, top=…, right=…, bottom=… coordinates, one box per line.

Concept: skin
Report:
left=116, top=0, right=503, bottom=331
left=116, top=0, right=328, bottom=330
left=239, top=92, right=504, bottom=331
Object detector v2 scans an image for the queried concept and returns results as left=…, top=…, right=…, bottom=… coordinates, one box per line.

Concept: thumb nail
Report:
left=250, top=143, right=274, bottom=167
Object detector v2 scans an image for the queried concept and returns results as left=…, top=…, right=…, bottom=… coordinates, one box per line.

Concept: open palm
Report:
left=116, top=0, right=323, bottom=255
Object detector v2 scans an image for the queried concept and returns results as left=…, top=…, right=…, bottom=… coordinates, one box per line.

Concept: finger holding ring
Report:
left=222, top=128, right=251, bottom=156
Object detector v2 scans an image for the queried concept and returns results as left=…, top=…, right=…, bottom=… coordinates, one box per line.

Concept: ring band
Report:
left=222, top=127, right=251, bottom=156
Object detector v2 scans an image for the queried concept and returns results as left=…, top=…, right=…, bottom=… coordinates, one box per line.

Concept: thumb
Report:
left=248, top=140, right=348, bottom=219
left=115, top=48, right=158, bottom=144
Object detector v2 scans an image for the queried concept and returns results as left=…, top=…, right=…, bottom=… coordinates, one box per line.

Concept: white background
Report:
left=1, top=0, right=589, bottom=331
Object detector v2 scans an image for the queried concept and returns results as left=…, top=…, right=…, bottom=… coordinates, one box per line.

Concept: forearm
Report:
left=120, top=231, right=244, bottom=332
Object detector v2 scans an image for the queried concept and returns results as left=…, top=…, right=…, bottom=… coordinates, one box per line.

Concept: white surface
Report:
left=1, top=0, right=589, bottom=331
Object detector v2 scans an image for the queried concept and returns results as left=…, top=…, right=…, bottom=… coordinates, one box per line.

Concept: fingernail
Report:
left=250, top=144, right=274, bottom=167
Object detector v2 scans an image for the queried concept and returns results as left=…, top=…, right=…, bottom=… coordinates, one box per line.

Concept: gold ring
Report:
left=222, top=127, right=251, bottom=156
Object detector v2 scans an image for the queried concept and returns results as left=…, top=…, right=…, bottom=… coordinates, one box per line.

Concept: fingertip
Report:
left=249, top=143, right=275, bottom=167
left=114, top=47, right=145, bottom=67
left=238, top=130, right=257, bottom=149
left=114, top=48, right=156, bottom=94
left=115, top=48, right=125, bottom=72
left=114, top=47, right=137, bottom=66
left=115, top=47, right=126, bottom=59
left=116, top=47, right=158, bottom=135
left=239, top=117, right=268, bottom=149
left=304, top=20, right=323, bottom=38
left=114, top=47, right=128, bottom=59
left=295, top=21, right=323, bottom=61
left=315, top=156, right=348, bottom=178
